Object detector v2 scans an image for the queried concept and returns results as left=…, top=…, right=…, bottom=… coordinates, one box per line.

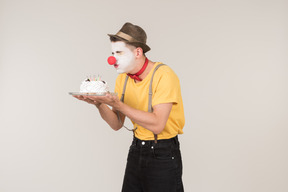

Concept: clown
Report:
left=73, top=22, right=185, bottom=192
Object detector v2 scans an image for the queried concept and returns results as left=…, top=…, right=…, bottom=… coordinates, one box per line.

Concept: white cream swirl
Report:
left=80, top=80, right=109, bottom=93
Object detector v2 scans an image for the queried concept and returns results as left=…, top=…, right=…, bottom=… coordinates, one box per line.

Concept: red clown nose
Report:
left=107, top=56, right=117, bottom=65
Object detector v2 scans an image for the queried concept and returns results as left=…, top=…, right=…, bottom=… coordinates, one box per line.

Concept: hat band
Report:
left=116, top=31, right=140, bottom=43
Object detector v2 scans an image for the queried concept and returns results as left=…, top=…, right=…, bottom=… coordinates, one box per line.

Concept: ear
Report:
left=135, top=47, right=144, bottom=57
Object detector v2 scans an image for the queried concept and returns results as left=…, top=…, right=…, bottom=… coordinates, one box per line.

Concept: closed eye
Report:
left=117, top=51, right=123, bottom=55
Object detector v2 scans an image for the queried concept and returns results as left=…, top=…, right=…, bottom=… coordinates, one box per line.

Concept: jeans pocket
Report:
left=152, top=143, right=174, bottom=160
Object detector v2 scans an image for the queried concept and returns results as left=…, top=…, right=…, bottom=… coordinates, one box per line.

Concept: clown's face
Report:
left=111, top=41, right=136, bottom=74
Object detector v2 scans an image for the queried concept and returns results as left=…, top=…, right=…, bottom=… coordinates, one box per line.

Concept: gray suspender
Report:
left=148, top=64, right=165, bottom=113
left=120, top=75, right=129, bottom=102
left=119, top=64, right=166, bottom=143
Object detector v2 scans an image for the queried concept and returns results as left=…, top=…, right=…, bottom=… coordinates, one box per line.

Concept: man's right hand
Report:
left=73, top=95, right=101, bottom=107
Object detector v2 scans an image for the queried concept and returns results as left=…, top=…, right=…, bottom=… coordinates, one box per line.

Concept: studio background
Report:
left=0, top=0, right=287, bottom=191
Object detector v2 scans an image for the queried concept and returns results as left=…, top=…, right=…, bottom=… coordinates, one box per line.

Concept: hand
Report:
left=73, top=93, right=120, bottom=108
left=86, top=93, right=120, bottom=109
left=73, top=95, right=102, bottom=107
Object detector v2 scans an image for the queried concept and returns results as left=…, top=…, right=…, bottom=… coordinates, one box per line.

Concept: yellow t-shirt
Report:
left=114, top=62, right=185, bottom=140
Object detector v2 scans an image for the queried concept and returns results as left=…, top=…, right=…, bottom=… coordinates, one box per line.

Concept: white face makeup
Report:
left=111, top=41, right=136, bottom=74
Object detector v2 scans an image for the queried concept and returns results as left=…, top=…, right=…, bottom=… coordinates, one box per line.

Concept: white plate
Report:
left=69, top=92, right=117, bottom=96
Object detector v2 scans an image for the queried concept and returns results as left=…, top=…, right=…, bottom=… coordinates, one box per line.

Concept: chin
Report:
left=116, top=69, right=125, bottom=74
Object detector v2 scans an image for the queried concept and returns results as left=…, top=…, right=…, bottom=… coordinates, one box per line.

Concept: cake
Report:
left=80, top=76, right=109, bottom=93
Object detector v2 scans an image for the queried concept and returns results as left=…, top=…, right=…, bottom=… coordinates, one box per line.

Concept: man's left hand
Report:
left=85, top=92, right=120, bottom=109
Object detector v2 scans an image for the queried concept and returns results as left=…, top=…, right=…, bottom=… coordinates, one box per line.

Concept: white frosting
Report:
left=80, top=80, right=109, bottom=93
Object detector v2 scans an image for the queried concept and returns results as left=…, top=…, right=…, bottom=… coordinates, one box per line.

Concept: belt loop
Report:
left=132, top=136, right=136, bottom=145
left=172, top=136, right=177, bottom=145
left=175, top=135, right=179, bottom=145
left=154, top=134, right=158, bottom=144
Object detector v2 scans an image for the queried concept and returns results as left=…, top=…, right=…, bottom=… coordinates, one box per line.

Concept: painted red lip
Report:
left=114, top=64, right=119, bottom=68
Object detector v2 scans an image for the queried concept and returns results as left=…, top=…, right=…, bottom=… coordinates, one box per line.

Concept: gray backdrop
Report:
left=0, top=0, right=287, bottom=191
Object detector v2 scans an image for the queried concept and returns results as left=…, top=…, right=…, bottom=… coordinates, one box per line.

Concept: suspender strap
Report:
left=148, top=64, right=166, bottom=143
left=120, top=75, right=129, bottom=102
left=119, top=64, right=166, bottom=143
left=148, top=64, right=166, bottom=112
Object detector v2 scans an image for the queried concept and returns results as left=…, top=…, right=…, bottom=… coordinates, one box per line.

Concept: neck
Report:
left=130, top=57, right=146, bottom=74
left=138, top=60, right=154, bottom=80
left=127, top=57, right=155, bottom=82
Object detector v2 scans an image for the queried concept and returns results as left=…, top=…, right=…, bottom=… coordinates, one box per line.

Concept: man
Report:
left=74, top=22, right=185, bottom=192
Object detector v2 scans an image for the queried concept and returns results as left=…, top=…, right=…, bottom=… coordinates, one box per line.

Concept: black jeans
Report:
left=122, top=136, right=184, bottom=192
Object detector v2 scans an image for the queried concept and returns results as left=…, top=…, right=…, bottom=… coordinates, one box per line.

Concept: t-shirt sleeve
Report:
left=152, top=66, right=181, bottom=107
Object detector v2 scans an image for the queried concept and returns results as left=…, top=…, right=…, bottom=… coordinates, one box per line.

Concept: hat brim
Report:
left=108, top=34, right=151, bottom=53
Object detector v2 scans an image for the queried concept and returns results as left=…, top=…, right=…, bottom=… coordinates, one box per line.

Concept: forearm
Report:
left=96, top=103, right=123, bottom=131
left=116, top=102, right=171, bottom=134
left=79, top=94, right=171, bottom=133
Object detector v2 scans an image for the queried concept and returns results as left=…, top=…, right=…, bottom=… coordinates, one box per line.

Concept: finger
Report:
left=83, top=97, right=92, bottom=102
left=73, top=95, right=83, bottom=100
left=106, top=93, right=118, bottom=101
left=87, top=96, right=97, bottom=100
left=88, top=96, right=106, bottom=103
